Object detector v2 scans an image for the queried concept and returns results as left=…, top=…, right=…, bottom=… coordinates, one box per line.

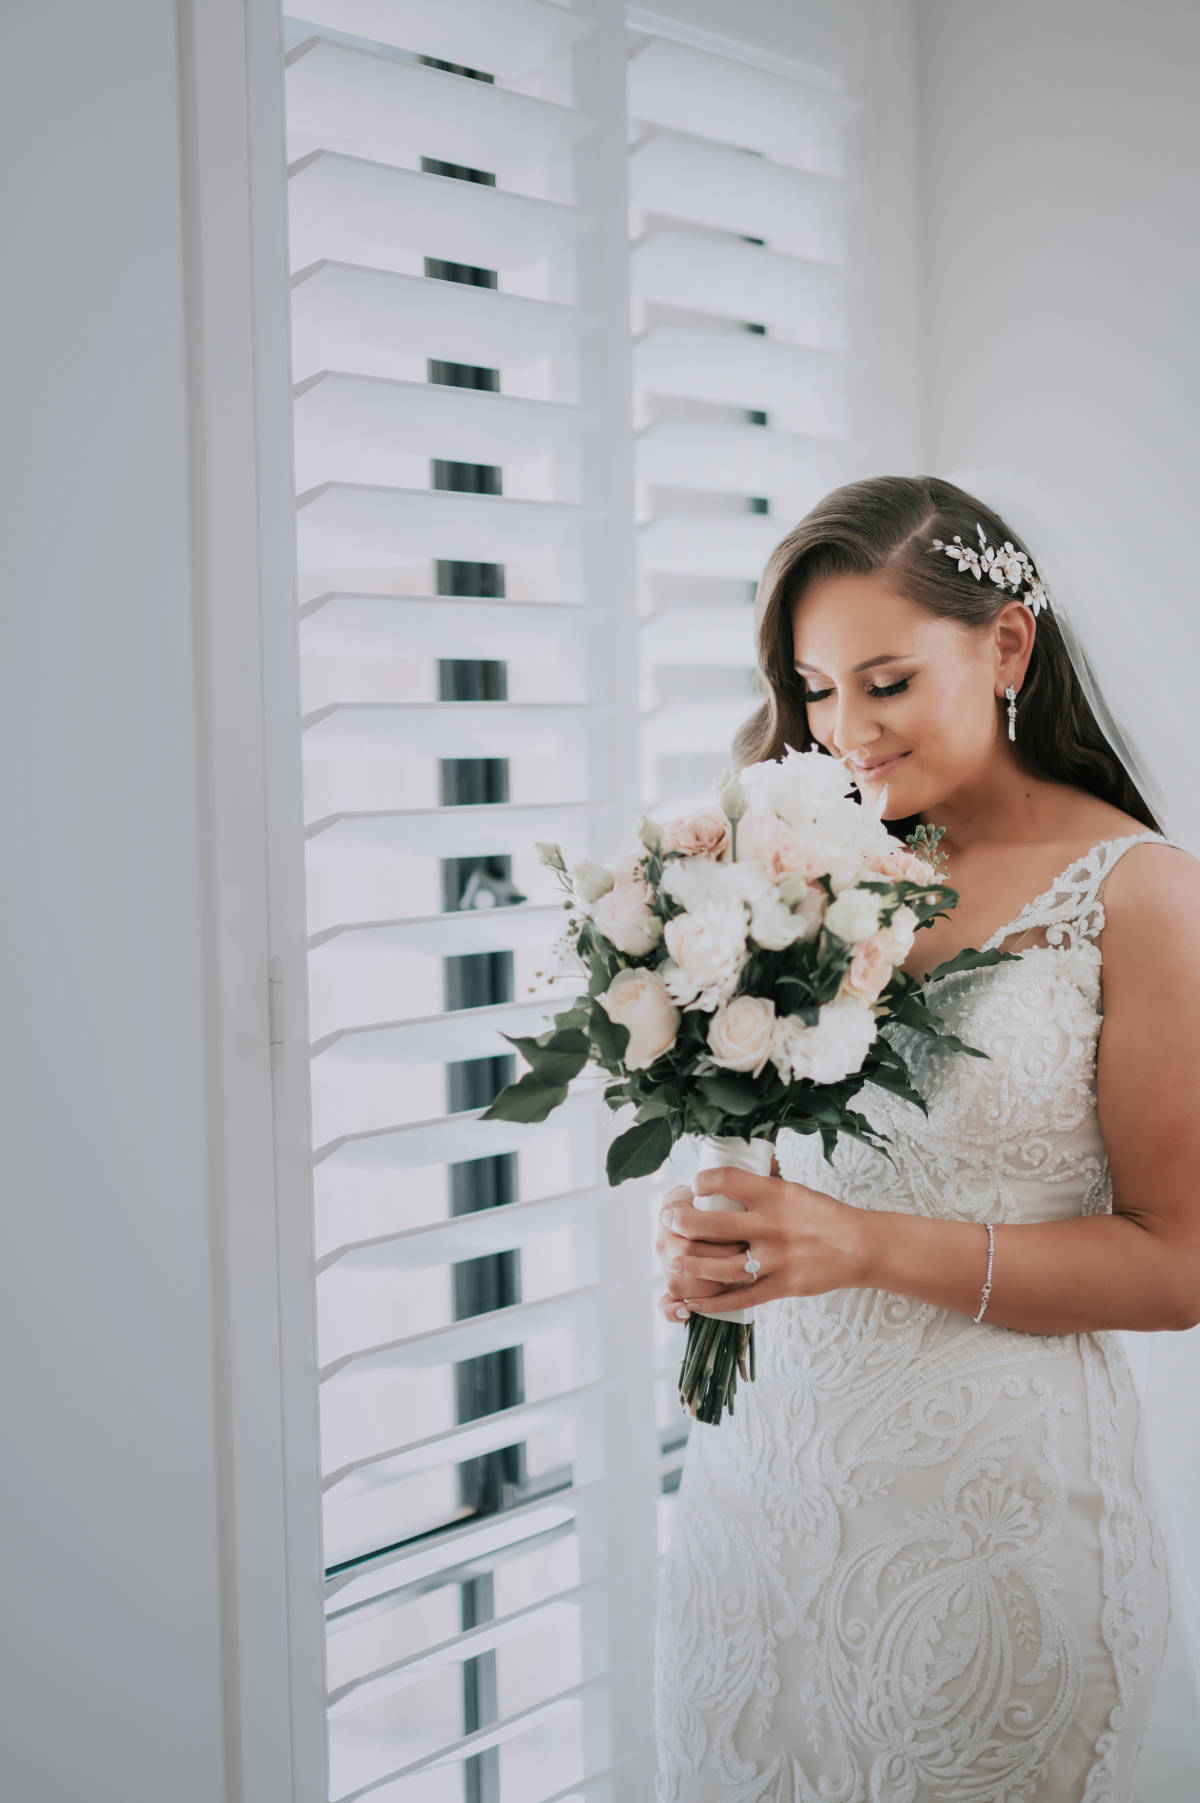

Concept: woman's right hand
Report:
left=655, top=1182, right=747, bottom=1324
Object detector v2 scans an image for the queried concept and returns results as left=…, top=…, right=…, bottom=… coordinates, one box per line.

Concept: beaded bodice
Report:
left=778, top=830, right=1177, bottom=1229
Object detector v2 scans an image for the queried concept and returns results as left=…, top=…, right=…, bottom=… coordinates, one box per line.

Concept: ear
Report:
left=994, top=599, right=1036, bottom=690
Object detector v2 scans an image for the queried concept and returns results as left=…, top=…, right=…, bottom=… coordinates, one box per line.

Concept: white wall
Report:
left=0, top=6, right=229, bottom=1799
left=915, top=0, right=1200, bottom=846
left=916, top=2, right=1200, bottom=1782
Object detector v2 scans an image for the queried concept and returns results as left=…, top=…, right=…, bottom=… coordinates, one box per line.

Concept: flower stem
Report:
left=678, top=1313, right=756, bottom=1425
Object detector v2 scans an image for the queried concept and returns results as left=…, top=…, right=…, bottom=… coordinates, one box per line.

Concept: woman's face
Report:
left=790, top=569, right=1001, bottom=821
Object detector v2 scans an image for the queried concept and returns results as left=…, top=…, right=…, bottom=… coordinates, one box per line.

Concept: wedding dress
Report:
left=653, top=830, right=1194, bottom=1803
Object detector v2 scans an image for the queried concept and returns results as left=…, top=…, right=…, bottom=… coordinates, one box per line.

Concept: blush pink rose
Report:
left=596, top=967, right=680, bottom=1070
left=592, top=879, right=660, bottom=956
left=865, top=846, right=937, bottom=885
left=661, top=808, right=731, bottom=860
left=736, top=810, right=828, bottom=885
left=839, top=932, right=894, bottom=1003
left=874, top=903, right=918, bottom=964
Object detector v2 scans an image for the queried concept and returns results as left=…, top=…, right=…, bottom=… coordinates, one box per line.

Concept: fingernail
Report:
left=663, top=1210, right=677, bottom=1230
left=674, top=1305, right=690, bottom=1320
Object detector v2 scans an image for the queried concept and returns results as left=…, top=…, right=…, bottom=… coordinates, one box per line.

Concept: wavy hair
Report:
left=732, top=473, right=1161, bottom=837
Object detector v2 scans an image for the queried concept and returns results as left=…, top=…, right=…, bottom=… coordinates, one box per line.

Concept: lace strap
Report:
left=982, top=831, right=1171, bottom=953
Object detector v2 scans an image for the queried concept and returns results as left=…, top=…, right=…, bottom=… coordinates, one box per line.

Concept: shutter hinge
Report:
left=268, top=954, right=285, bottom=1070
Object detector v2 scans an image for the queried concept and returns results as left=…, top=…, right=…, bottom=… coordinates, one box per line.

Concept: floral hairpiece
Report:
left=931, top=522, right=1051, bottom=616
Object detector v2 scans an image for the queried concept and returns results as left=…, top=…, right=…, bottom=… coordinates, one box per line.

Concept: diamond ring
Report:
left=743, top=1254, right=761, bottom=1277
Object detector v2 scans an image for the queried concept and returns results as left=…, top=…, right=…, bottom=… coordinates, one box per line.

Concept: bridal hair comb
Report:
left=931, top=522, right=1051, bottom=616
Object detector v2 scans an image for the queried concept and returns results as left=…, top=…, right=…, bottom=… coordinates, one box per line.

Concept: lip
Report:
left=850, top=751, right=911, bottom=779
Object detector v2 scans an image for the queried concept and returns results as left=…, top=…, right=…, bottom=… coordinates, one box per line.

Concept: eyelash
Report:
left=798, top=677, right=911, bottom=704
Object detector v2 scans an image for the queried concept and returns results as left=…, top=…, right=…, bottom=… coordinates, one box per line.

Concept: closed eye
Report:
left=800, top=677, right=911, bottom=703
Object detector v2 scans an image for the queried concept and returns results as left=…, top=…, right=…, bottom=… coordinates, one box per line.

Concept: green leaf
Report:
left=924, top=945, right=1022, bottom=986
left=588, top=1005, right=630, bottom=1067
left=499, top=1027, right=590, bottom=1087
left=480, top=1074, right=569, bottom=1124
left=552, top=999, right=593, bottom=1031
left=606, top=1115, right=674, bottom=1185
left=923, top=1030, right=990, bottom=1060
left=695, top=1072, right=760, bottom=1117
left=685, top=1095, right=724, bottom=1136
left=864, top=1066, right=929, bottom=1113
left=634, top=1092, right=674, bottom=1122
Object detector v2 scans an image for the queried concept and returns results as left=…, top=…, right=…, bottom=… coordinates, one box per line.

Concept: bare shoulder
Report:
left=1100, top=836, right=1200, bottom=969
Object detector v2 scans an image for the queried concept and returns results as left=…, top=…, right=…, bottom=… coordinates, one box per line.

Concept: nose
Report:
left=828, top=691, right=883, bottom=762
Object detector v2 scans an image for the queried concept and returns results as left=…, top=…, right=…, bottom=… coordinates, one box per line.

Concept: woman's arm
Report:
left=670, top=842, right=1200, bottom=1335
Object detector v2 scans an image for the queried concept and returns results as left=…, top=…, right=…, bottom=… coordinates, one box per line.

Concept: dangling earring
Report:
left=1005, top=684, right=1017, bottom=742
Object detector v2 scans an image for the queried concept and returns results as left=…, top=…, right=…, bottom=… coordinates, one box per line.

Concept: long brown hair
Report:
left=732, top=474, right=1161, bottom=837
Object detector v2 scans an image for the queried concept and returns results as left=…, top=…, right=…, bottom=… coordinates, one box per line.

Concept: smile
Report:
left=850, top=751, right=911, bottom=780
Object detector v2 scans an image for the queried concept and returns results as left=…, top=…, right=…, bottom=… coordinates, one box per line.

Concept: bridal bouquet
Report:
left=482, top=746, right=1007, bottom=1424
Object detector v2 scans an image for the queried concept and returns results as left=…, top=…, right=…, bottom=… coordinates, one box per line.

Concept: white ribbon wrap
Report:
left=686, top=1132, right=775, bottom=1325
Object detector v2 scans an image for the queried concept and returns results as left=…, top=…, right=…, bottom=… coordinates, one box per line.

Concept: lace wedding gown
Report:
left=654, top=831, right=1188, bottom=1803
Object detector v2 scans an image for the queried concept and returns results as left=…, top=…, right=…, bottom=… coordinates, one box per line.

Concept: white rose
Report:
left=770, top=995, right=877, bottom=1086
left=596, top=966, right=680, bottom=1071
left=824, top=887, right=883, bottom=945
left=592, top=879, right=661, bottom=956
left=661, top=901, right=748, bottom=1011
left=707, top=995, right=777, bottom=1078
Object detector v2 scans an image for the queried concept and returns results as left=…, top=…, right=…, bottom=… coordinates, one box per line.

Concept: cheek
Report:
left=916, top=680, right=993, bottom=757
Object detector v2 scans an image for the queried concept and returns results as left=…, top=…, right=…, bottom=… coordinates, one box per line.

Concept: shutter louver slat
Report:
left=311, top=1092, right=601, bottom=1183
left=301, top=700, right=599, bottom=758
left=293, top=372, right=590, bottom=490
left=630, top=128, right=846, bottom=260
left=323, top=1381, right=608, bottom=1497
left=325, top=1480, right=604, bottom=1608
left=300, top=595, right=587, bottom=660
left=286, top=37, right=591, bottom=172
left=320, top=1286, right=612, bottom=1387
left=291, top=263, right=590, bottom=380
left=307, top=803, right=599, bottom=856
left=288, top=0, right=593, bottom=78
left=631, top=230, right=846, bottom=347
left=327, top=1575, right=606, bottom=1714
left=287, top=151, right=591, bottom=274
left=296, top=484, right=598, bottom=565
left=329, top=1677, right=615, bottom=1802
left=319, top=1185, right=602, bottom=1272
left=636, top=418, right=844, bottom=499
left=628, top=35, right=850, bottom=173
left=633, top=324, right=848, bottom=424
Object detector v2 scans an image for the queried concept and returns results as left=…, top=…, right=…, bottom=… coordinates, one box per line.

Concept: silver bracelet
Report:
left=973, top=1221, right=995, bottom=1323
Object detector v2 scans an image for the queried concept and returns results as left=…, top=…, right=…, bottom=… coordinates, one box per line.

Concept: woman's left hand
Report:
left=662, top=1163, right=871, bottom=1313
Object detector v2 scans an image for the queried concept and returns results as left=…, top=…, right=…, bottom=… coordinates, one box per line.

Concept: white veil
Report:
left=952, top=464, right=1200, bottom=1784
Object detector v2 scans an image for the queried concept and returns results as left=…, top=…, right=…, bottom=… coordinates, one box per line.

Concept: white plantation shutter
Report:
left=282, top=4, right=660, bottom=1798
left=276, top=3, right=862, bottom=1796
left=626, top=19, right=857, bottom=820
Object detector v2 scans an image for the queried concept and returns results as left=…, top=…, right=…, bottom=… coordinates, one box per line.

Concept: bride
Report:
left=651, top=474, right=1200, bottom=1801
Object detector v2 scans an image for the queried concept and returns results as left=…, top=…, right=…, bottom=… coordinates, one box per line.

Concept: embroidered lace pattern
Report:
left=654, top=832, right=1181, bottom=1802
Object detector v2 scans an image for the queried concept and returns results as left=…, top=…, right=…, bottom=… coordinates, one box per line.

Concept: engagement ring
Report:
left=743, top=1254, right=761, bottom=1276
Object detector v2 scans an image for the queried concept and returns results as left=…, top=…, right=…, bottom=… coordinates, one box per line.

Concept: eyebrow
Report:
left=793, top=653, right=911, bottom=674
